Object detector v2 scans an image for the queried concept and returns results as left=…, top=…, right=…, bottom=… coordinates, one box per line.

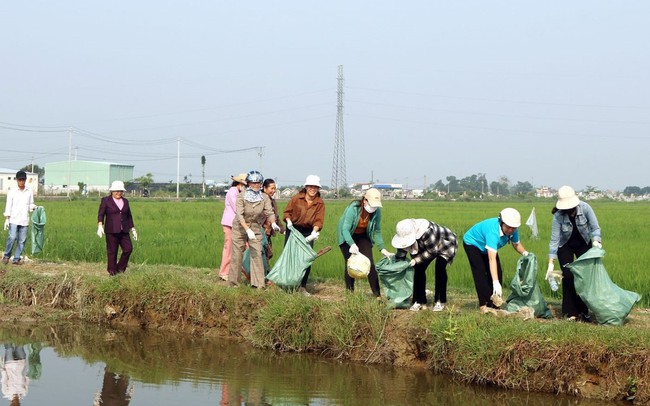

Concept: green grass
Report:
left=27, top=198, right=649, bottom=306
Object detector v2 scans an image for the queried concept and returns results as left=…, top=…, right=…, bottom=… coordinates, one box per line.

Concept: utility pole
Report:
left=176, top=137, right=180, bottom=199
left=331, top=65, right=347, bottom=198
left=67, top=127, right=72, bottom=198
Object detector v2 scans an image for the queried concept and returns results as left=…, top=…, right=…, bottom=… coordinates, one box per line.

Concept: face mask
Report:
left=364, top=204, right=377, bottom=213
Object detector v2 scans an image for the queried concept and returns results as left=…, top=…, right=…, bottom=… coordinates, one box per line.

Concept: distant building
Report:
left=0, top=168, right=39, bottom=196
left=44, top=160, right=134, bottom=193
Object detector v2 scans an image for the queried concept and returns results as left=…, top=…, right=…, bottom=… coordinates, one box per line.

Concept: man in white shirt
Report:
left=3, top=171, right=36, bottom=265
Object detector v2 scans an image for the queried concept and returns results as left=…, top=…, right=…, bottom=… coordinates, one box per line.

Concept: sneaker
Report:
left=409, top=302, right=422, bottom=312
left=1, top=257, right=8, bottom=265
left=432, top=302, right=445, bottom=312
left=298, top=287, right=311, bottom=297
left=567, top=316, right=577, bottom=322
left=12, top=260, right=23, bottom=265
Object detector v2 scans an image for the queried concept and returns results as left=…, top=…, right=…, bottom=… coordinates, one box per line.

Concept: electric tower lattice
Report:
left=331, top=65, right=347, bottom=198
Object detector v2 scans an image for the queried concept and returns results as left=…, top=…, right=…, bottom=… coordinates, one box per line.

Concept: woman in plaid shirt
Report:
left=392, top=219, right=458, bottom=312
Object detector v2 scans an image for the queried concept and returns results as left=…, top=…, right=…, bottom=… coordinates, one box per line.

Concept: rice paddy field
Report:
left=32, top=197, right=649, bottom=307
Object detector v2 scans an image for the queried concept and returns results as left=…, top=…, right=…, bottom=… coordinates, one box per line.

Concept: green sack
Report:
left=31, top=206, right=47, bottom=255
left=376, top=256, right=414, bottom=309
left=504, top=253, right=552, bottom=318
left=267, top=225, right=317, bottom=288
left=242, top=233, right=270, bottom=278
left=567, top=247, right=641, bottom=326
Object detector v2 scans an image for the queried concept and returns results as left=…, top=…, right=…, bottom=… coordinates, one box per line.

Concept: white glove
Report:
left=97, top=225, right=104, bottom=238
left=271, top=222, right=281, bottom=233
left=592, top=240, right=602, bottom=249
left=522, top=251, right=529, bottom=257
left=381, top=248, right=394, bottom=259
left=546, top=263, right=559, bottom=292
left=305, top=230, right=319, bottom=242
left=3, top=219, right=9, bottom=231
left=409, top=259, right=416, bottom=267
left=286, top=219, right=292, bottom=228
left=349, top=243, right=359, bottom=255
left=246, top=228, right=256, bottom=240
left=492, top=280, right=502, bottom=297
left=131, top=228, right=138, bottom=241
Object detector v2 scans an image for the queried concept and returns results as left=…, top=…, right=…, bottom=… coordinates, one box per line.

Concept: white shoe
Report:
left=432, top=302, right=445, bottom=312
left=409, top=302, right=422, bottom=311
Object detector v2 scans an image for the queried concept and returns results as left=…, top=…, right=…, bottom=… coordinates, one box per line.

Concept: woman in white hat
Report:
left=392, top=219, right=457, bottom=311
left=547, top=185, right=601, bottom=321
left=337, top=188, right=393, bottom=298
left=462, top=208, right=529, bottom=313
left=218, top=173, right=248, bottom=281
left=282, top=175, right=326, bottom=295
left=97, top=180, right=137, bottom=276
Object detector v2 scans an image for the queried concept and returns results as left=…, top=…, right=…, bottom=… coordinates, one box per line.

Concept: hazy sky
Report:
left=2, top=1, right=649, bottom=191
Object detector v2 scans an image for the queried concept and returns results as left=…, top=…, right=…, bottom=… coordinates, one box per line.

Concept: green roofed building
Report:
left=44, top=160, right=134, bottom=193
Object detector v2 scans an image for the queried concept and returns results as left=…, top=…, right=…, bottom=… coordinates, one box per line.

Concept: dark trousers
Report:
left=340, top=234, right=381, bottom=297
left=558, top=243, right=591, bottom=318
left=284, top=227, right=313, bottom=288
left=106, top=231, right=133, bottom=275
left=411, top=256, right=448, bottom=305
left=464, top=242, right=503, bottom=308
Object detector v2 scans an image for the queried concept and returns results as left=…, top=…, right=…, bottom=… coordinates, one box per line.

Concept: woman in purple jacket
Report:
left=97, top=180, right=137, bottom=276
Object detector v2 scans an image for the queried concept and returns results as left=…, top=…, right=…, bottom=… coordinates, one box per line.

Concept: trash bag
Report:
left=266, top=225, right=317, bottom=288
left=242, top=233, right=270, bottom=279
left=31, top=206, right=47, bottom=255
left=567, top=247, right=641, bottom=326
left=347, top=253, right=371, bottom=279
left=504, top=253, right=552, bottom=318
left=376, top=256, right=414, bottom=309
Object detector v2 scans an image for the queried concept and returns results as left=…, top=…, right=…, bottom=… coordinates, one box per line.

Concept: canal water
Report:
left=0, top=323, right=623, bottom=405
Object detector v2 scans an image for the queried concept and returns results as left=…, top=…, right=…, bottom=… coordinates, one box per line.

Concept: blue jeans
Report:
left=4, top=223, right=28, bottom=262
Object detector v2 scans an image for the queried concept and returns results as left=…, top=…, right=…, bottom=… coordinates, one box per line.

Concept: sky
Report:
left=1, top=1, right=649, bottom=191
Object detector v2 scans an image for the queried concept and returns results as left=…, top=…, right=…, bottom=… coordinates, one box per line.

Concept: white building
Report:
left=0, top=168, right=39, bottom=196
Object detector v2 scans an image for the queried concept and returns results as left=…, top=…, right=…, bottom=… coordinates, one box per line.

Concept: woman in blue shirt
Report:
left=547, top=185, right=601, bottom=321
left=463, top=208, right=529, bottom=313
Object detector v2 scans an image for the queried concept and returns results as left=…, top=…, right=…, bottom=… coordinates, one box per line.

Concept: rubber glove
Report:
left=522, top=250, right=529, bottom=257
left=131, top=228, right=138, bottom=241
left=286, top=219, right=292, bottom=228
left=545, top=263, right=559, bottom=292
left=380, top=248, right=394, bottom=259
left=97, top=225, right=104, bottom=238
left=409, top=259, right=416, bottom=267
left=349, top=243, right=359, bottom=254
left=246, top=228, right=256, bottom=240
left=271, top=222, right=281, bottom=233
left=592, top=240, right=602, bottom=249
left=3, top=219, right=9, bottom=231
left=492, top=280, right=502, bottom=297
left=305, top=230, right=319, bottom=242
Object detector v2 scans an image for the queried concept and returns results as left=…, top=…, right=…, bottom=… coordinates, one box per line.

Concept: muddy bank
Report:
left=0, top=261, right=648, bottom=403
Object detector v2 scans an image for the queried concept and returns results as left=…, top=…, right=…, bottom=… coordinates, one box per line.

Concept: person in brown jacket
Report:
left=282, top=175, right=326, bottom=295
left=97, top=181, right=137, bottom=276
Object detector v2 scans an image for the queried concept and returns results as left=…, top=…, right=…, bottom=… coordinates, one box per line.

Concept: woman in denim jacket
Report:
left=547, top=185, right=601, bottom=320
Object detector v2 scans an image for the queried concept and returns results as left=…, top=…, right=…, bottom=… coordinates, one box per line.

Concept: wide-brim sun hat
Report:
left=304, top=175, right=321, bottom=188
left=231, top=173, right=248, bottom=185
left=364, top=188, right=382, bottom=208
left=391, top=219, right=417, bottom=249
left=556, top=185, right=580, bottom=210
left=109, top=180, right=126, bottom=192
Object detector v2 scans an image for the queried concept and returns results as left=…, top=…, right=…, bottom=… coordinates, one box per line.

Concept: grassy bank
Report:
left=26, top=199, right=650, bottom=307
left=0, top=262, right=648, bottom=403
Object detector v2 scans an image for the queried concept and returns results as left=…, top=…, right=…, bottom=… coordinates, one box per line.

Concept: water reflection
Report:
left=0, top=324, right=627, bottom=405
left=1, top=344, right=29, bottom=405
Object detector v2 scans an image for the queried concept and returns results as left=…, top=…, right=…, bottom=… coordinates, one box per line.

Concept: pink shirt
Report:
left=220, top=186, right=239, bottom=227
left=112, top=197, right=125, bottom=210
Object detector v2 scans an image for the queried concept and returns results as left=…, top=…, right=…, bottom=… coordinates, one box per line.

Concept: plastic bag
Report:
left=266, top=225, right=317, bottom=288
left=376, top=256, right=414, bottom=309
left=504, top=253, right=552, bottom=318
left=31, top=206, right=47, bottom=255
left=347, top=253, right=370, bottom=279
left=567, top=247, right=641, bottom=326
left=242, top=233, right=270, bottom=279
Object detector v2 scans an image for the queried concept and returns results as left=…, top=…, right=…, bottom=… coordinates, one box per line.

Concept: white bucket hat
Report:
left=556, top=185, right=580, bottom=210
left=499, top=208, right=521, bottom=228
left=109, top=180, right=126, bottom=192
left=391, top=219, right=417, bottom=249
left=304, top=175, right=321, bottom=188
left=364, top=188, right=382, bottom=208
